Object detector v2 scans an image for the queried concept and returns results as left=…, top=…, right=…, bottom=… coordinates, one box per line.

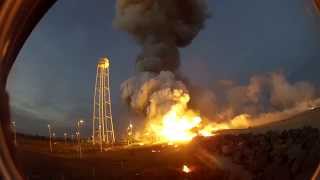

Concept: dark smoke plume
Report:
left=114, top=0, right=209, bottom=119
left=114, top=0, right=209, bottom=72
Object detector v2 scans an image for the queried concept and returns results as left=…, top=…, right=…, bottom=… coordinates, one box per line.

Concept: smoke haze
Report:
left=191, top=72, right=320, bottom=127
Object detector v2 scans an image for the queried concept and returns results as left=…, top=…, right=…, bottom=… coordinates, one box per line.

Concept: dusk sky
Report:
left=7, top=0, right=320, bottom=137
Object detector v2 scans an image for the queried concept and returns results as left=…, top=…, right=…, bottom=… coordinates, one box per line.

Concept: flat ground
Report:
left=14, top=108, right=320, bottom=180
left=15, top=137, right=244, bottom=180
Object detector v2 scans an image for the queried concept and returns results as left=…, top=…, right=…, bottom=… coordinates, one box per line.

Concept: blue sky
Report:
left=7, top=0, right=320, bottom=137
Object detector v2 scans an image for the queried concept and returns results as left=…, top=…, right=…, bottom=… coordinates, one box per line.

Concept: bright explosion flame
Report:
left=151, top=103, right=202, bottom=142
left=144, top=90, right=251, bottom=144
left=182, top=165, right=191, bottom=173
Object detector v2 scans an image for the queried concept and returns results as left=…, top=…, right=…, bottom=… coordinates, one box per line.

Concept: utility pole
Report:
left=127, top=121, right=133, bottom=145
left=77, top=120, right=84, bottom=158
left=48, top=124, right=52, bottom=152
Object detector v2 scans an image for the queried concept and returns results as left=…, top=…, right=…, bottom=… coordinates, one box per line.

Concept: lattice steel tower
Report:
left=92, top=57, right=115, bottom=145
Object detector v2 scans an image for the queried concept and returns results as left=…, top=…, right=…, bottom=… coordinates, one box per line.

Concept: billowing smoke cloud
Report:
left=191, top=72, right=319, bottom=127
left=114, top=0, right=209, bottom=72
left=115, top=0, right=209, bottom=122
left=225, top=72, right=316, bottom=116
left=269, top=73, right=316, bottom=109
left=121, top=71, right=188, bottom=119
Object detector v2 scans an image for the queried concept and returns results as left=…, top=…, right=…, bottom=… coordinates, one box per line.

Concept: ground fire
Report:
left=146, top=89, right=207, bottom=143
left=138, top=89, right=251, bottom=144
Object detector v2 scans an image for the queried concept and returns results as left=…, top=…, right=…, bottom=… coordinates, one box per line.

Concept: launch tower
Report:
left=92, top=57, right=115, bottom=145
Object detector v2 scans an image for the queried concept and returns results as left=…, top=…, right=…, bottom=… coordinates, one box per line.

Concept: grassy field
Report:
left=14, top=137, right=238, bottom=180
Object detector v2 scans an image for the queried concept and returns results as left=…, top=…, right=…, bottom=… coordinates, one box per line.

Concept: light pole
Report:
left=64, top=132, right=67, bottom=144
left=127, top=122, right=133, bottom=145
left=77, top=120, right=84, bottom=158
left=12, top=121, right=17, bottom=146
left=76, top=131, right=80, bottom=157
left=48, top=124, right=52, bottom=152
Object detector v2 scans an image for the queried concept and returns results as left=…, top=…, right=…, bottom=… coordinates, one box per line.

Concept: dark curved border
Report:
left=0, top=1, right=56, bottom=179
left=0, top=1, right=319, bottom=179
left=315, top=0, right=320, bottom=13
